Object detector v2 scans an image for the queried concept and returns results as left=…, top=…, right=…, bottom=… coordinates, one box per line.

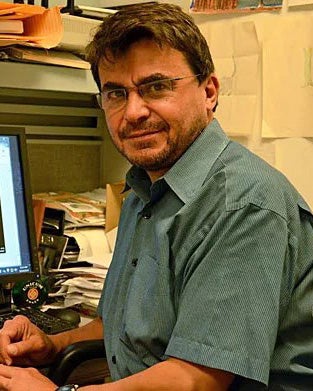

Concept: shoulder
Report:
left=213, top=140, right=309, bottom=219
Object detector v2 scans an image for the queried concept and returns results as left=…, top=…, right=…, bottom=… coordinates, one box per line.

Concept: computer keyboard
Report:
left=0, top=307, right=77, bottom=335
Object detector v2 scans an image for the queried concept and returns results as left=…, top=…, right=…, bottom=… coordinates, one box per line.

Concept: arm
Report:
left=0, top=356, right=234, bottom=391
left=80, top=357, right=235, bottom=391
left=49, top=316, right=103, bottom=357
left=0, top=315, right=103, bottom=367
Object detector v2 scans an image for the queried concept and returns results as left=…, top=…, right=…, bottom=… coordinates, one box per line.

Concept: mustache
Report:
left=120, top=121, right=169, bottom=138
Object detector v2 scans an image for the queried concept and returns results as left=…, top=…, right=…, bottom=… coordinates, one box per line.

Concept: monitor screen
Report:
left=0, top=126, right=39, bottom=285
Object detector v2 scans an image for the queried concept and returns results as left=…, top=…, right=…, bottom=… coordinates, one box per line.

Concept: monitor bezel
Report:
left=0, top=126, right=40, bottom=284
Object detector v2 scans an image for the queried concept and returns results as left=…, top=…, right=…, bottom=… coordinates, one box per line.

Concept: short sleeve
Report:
left=166, top=204, right=290, bottom=385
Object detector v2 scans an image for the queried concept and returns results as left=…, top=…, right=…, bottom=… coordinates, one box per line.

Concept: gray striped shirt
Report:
left=98, top=119, right=313, bottom=389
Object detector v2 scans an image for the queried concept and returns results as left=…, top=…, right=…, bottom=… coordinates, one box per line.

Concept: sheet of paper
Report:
left=86, top=253, right=113, bottom=270
left=204, top=21, right=260, bottom=136
left=274, top=138, right=313, bottom=209
left=262, top=14, right=313, bottom=138
left=65, top=228, right=112, bottom=269
left=66, top=285, right=101, bottom=299
left=0, top=3, right=46, bottom=19
left=62, top=276, right=104, bottom=290
left=217, top=95, right=257, bottom=136
left=64, top=293, right=99, bottom=308
left=49, top=267, right=107, bottom=278
left=288, top=0, right=313, bottom=6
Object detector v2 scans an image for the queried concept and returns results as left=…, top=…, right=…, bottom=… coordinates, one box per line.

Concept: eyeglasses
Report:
left=96, top=74, right=202, bottom=111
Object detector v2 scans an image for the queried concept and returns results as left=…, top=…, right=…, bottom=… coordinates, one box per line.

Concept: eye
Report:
left=142, top=80, right=173, bottom=97
left=105, top=89, right=125, bottom=101
left=152, top=80, right=172, bottom=92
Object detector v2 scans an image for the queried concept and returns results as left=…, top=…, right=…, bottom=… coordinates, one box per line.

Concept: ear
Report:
left=204, top=74, right=219, bottom=113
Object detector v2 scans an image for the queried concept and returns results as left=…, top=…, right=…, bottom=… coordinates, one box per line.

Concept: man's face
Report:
left=98, top=39, right=218, bottom=180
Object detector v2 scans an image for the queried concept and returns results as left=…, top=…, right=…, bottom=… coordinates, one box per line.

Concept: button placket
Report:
left=131, top=258, right=138, bottom=267
left=142, top=210, right=151, bottom=219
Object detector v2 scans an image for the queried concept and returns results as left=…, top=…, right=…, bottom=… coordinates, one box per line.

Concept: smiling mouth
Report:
left=121, top=121, right=169, bottom=140
left=126, top=130, right=161, bottom=139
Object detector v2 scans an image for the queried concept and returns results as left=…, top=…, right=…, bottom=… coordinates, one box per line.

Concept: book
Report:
left=3, top=46, right=91, bottom=69
left=0, top=20, right=23, bottom=34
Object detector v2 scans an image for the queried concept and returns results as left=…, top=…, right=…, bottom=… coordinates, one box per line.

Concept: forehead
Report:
left=98, top=39, right=191, bottom=84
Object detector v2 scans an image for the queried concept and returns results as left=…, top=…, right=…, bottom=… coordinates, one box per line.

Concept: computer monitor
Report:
left=0, top=126, right=40, bottom=287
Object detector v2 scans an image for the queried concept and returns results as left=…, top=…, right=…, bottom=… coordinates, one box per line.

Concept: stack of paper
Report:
left=48, top=267, right=107, bottom=314
left=47, top=226, right=117, bottom=313
left=0, top=3, right=63, bottom=49
left=33, top=188, right=106, bottom=229
left=63, top=227, right=116, bottom=268
left=60, top=276, right=105, bottom=309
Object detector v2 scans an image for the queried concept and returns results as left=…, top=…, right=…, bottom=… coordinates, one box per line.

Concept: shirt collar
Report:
left=125, top=119, right=229, bottom=204
left=164, top=119, right=229, bottom=203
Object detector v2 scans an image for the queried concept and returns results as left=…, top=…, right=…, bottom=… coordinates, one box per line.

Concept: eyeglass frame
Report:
left=95, top=74, right=203, bottom=111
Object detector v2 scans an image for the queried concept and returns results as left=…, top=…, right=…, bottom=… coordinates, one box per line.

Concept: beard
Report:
left=110, top=117, right=207, bottom=172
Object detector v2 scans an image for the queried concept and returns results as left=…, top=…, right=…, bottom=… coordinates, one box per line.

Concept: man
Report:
left=0, top=3, right=313, bottom=390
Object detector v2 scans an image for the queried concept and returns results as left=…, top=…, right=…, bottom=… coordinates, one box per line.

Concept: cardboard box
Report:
left=105, top=181, right=126, bottom=233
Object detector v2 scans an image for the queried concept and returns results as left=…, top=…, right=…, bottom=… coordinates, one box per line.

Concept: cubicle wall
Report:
left=0, top=61, right=129, bottom=193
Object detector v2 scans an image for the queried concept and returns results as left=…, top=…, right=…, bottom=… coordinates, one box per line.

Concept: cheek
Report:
left=153, top=98, right=178, bottom=114
left=161, top=90, right=206, bottom=119
left=105, top=114, right=123, bottom=140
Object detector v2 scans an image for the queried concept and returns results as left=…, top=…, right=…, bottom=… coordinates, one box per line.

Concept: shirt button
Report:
left=142, top=210, right=151, bottom=219
left=112, top=355, right=117, bottom=364
left=131, top=258, right=138, bottom=267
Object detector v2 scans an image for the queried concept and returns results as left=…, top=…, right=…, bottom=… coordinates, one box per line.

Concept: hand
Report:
left=0, top=315, right=56, bottom=366
left=0, top=364, right=56, bottom=391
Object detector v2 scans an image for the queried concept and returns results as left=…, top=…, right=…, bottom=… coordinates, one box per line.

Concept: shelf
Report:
left=0, top=61, right=98, bottom=95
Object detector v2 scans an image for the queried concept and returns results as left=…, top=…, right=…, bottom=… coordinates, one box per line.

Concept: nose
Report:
left=123, top=90, right=150, bottom=123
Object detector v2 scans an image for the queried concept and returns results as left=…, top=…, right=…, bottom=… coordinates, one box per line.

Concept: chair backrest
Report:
left=47, top=339, right=108, bottom=386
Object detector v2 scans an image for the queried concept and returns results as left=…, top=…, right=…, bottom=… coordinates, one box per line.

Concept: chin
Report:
left=129, top=151, right=179, bottom=172
left=124, top=146, right=167, bottom=164
left=128, top=153, right=167, bottom=169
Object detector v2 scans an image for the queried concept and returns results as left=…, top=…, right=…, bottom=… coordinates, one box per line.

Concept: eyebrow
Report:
left=137, top=73, right=170, bottom=85
left=101, top=82, right=124, bottom=92
left=101, top=73, right=171, bottom=92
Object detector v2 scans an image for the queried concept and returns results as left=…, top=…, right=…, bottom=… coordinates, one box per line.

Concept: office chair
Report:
left=48, top=339, right=110, bottom=386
